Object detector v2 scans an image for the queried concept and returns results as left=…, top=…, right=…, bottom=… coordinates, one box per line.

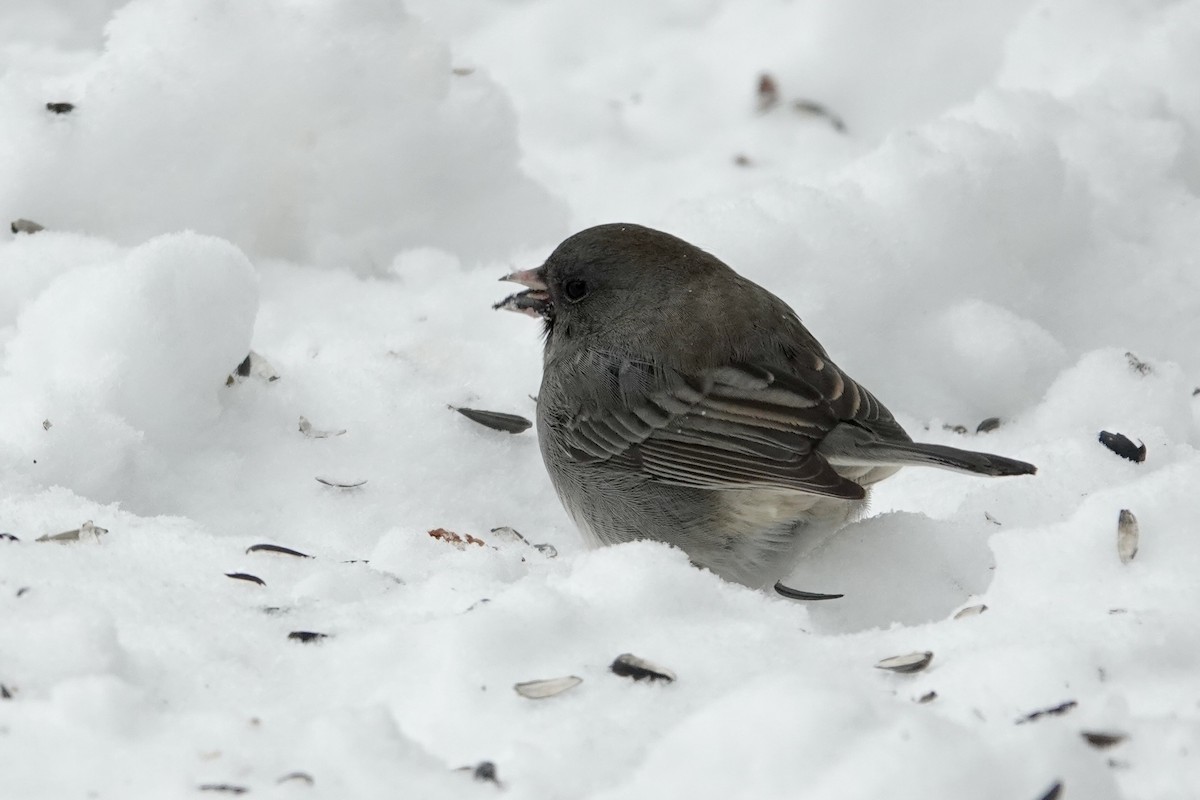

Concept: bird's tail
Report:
left=818, top=424, right=1037, bottom=476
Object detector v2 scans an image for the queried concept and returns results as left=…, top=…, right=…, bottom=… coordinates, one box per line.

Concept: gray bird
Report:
left=496, top=223, right=1036, bottom=589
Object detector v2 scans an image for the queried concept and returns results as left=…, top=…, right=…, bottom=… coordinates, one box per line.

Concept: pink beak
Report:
left=499, top=267, right=548, bottom=291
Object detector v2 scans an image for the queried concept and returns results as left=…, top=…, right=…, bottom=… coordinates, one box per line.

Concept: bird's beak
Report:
left=499, top=267, right=548, bottom=291
left=494, top=266, right=553, bottom=319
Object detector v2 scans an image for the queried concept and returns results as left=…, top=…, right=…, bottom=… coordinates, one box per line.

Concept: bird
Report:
left=495, top=223, right=1036, bottom=590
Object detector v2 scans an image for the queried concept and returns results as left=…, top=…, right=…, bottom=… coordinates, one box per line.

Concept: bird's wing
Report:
left=549, top=355, right=888, bottom=500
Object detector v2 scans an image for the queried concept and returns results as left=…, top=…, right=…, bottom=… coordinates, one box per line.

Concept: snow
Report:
left=1, top=1, right=1198, bottom=798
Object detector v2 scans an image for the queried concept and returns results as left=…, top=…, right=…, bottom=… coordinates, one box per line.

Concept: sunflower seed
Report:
left=246, top=543, right=312, bottom=558
left=976, top=416, right=1002, bottom=433
left=954, top=604, right=988, bottom=619
left=276, top=772, right=314, bottom=785
left=315, top=476, right=367, bottom=489
left=452, top=406, right=532, bottom=434
left=610, top=653, right=676, bottom=683
left=533, top=543, right=558, bottom=558
left=514, top=675, right=582, bottom=699
left=874, top=651, right=933, bottom=673
left=774, top=581, right=843, bottom=601
left=298, top=416, right=346, bottom=438
left=1081, top=731, right=1127, bottom=749
left=1016, top=699, right=1077, bottom=724
left=10, top=218, right=44, bottom=234
left=1098, top=431, right=1146, bottom=463
left=1117, top=509, right=1138, bottom=564
left=225, top=572, right=266, bottom=587
left=227, top=350, right=280, bottom=385
left=1036, top=781, right=1063, bottom=800
left=36, top=520, right=107, bottom=543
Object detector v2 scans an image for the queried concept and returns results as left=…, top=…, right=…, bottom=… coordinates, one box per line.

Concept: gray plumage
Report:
left=497, top=223, right=1036, bottom=589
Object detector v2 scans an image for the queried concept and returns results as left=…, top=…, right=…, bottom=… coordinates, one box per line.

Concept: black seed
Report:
left=288, top=631, right=328, bottom=643
left=976, top=416, right=1002, bottom=433
left=917, top=691, right=938, bottom=704
left=453, top=407, right=532, bottom=434
left=276, top=772, right=314, bottom=785
left=473, top=762, right=499, bottom=784
left=774, top=581, right=843, bottom=601
left=0, top=533, right=19, bottom=542
left=16, top=587, right=30, bottom=598
left=1036, top=781, right=1063, bottom=800
left=197, top=785, right=248, bottom=794
left=1, top=685, right=13, bottom=699
left=246, top=543, right=312, bottom=558
left=1081, top=731, right=1127, bottom=749
left=610, top=653, right=676, bottom=683
left=1016, top=700, right=1077, bottom=724
left=234, top=354, right=253, bottom=377
left=225, top=572, right=266, bottom=586
left=1098, top=431, right=1146, bottom=463
left=46, top=102, right=75, bottom=114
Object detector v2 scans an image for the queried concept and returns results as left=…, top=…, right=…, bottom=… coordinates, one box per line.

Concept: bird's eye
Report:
left=563, top=278, right=588, bottom=302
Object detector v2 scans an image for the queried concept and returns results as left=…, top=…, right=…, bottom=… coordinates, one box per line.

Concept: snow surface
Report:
left=2, top=1, right=1199, bottom=798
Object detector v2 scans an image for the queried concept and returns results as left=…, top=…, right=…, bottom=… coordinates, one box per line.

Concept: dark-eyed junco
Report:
left=496, top=223, right=1036, bottom=589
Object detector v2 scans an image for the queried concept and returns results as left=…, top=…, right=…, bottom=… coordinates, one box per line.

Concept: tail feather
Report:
left=818, top=424, right=1037, bottom=477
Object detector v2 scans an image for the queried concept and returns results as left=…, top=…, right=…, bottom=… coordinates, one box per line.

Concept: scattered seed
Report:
left=465, top=598, right=491, bottom=612
left=276, top=772, right=314, bottom=785
left=198, top=785, right=248, bottom=794
left=756, top=73, right=779, bottom=112
left=246, top=543, right=312, bottom=558
left=976, top=416, right=1002, bottom=433
left=610, top=653, right=676, bottom=683
left=1108, top=608, right=1127, bottom=615
left=774, top=581, right=843, bottom=601
left=1081, top=731, right=1127, bottom=749
left=262, top=606, right=288, bottom=615
left=298, top=416, right=346, bottom=438
left=514, top=675, right=582, bottom=699
left=227, top=351, right=280, bottom=385
left=791, top=99, right=847, bottom=132
left=315, top=476, right=367, bottom=489
left=42, top=419, right=52, bottom=431
left=0, top=533, right=19, bottom=542
left=533, top=543, right=558, bottom=558
left=942, top=423, right=968, bottom=435
left=1125, top=352, right=1151, bottom=375
left=36, top=520, right=107, bottom=543
left=16, top=587, right=30, bottom=598
left=288, top=631, right=328, bottom=644
left=1016, top=700, right=1077, bottom=724
left=1117, top=509, right=1139, bottom=564
left=451, top=67, right=476, bottom=76
left=225, top=572, right=266, bottom=587
left=1036, top=781, right=1063, bottom=800
left=46, top=102, right=75, bottom=114
left=11, top=218, right=45, bottom=234
left=875, top=651, right=934, bottom=674
left=1098, top=431, right=1146, bottom=463
left=489, top=526, right=529, bottom=545
left=472, top=762, right=499, bottom=784
left=733, top=153, right=753, bottom=167
left=1, top=685, right=13, bottom=699
left=916, top=691, right=938, bottom=704
left=954, top=604, right=988, bottom=619
left=452, top=406, right=532, bottom=434
left=984, top=512, right=1001, bottom=525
